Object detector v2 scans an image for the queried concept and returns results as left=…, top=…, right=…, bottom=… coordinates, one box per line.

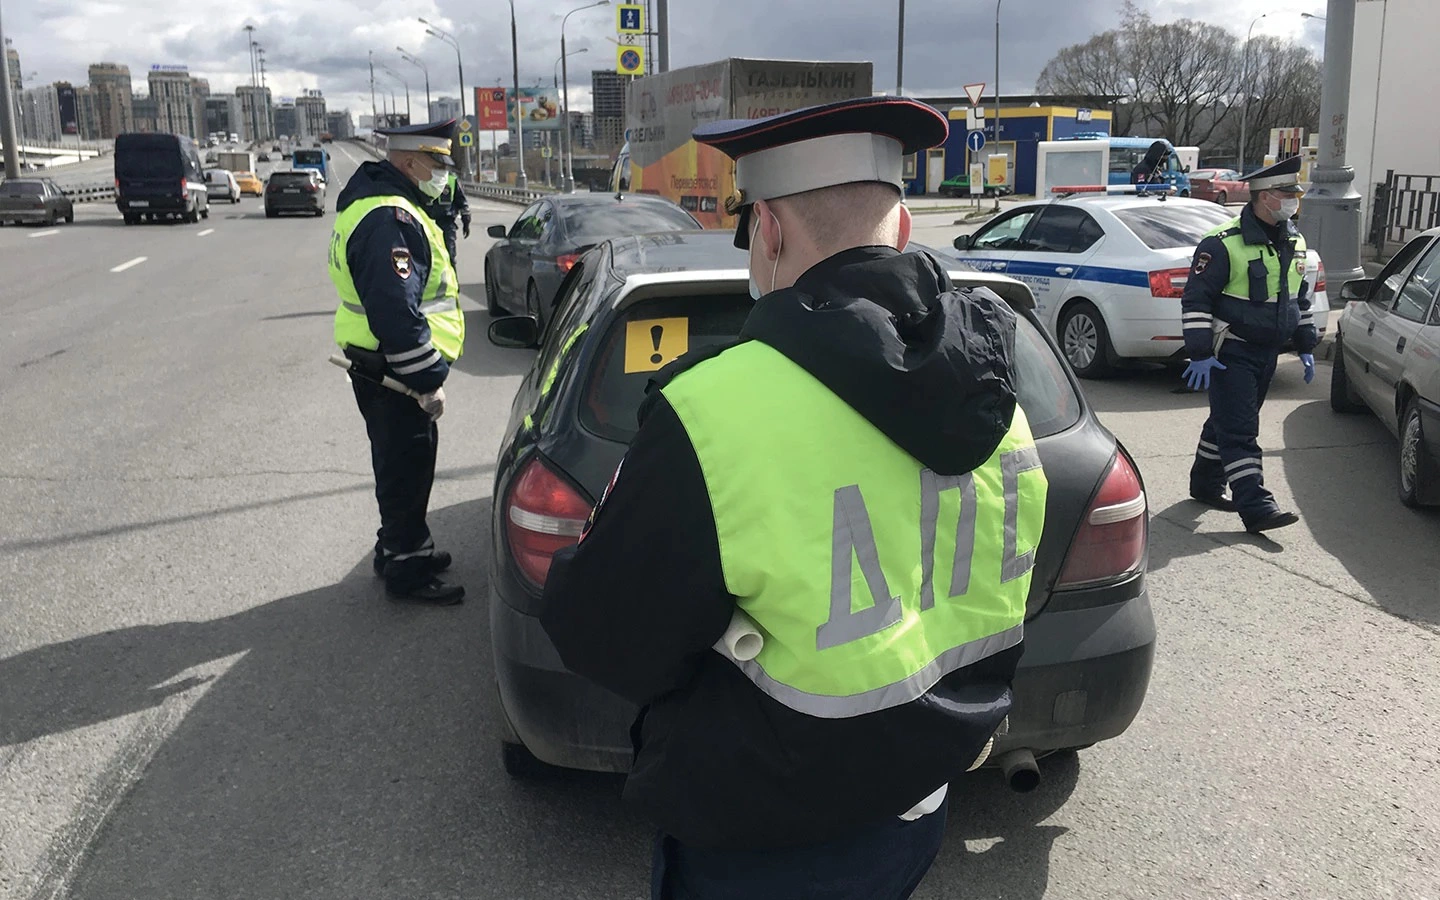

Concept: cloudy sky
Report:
left=7, top=0, right=1326, bottom=126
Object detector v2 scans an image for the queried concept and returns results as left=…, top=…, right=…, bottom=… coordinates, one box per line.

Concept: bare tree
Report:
left=1035, top=31, right=1137, bottom=135
left=1220, top=37, right=1322, bottom=166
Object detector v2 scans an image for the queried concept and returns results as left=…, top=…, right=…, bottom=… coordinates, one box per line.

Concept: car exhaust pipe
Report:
left=998, top=749, right=1041, bottom=793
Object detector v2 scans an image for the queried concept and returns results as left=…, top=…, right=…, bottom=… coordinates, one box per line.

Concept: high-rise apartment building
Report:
left=429, top=96, right=462, bottom=123
left=325, top=110, right=353, bottom=139
left=5, top=47, right=21, bottom=94
left=18, top=85, right=61, bottom=142
left=236, top=85, right=274, bottom=141
left=148, top=67, right=196, bottom=136
left=131, top=95, right=160, bottom=133
left=590, top=69, right=629, bottom=154
left=205, top=95, right=244, bottom=137
left=190, top=77, right=210, bottom=139
left=88, top=63, right=134, bottom=138
left=295, top=89, right=326, bottom=140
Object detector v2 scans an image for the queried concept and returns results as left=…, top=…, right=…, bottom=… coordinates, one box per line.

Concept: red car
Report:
left=1189, top=168, right=1249, bottom=206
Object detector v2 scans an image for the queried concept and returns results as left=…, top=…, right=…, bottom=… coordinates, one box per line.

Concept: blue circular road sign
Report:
left=967, top=130, right=987, bottom=153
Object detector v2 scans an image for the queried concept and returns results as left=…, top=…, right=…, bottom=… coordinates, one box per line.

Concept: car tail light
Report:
left=1148, top=267, right=1189, bottom=299
left=180, top=177, right=189, bottom=198
left=556, top=253, right=582, bottom=273
left=505, top=457, right=591, bottom=588
left=1055, top=450, right=1147, bottom=589
left=1315, top=258, right=1327, bottom=294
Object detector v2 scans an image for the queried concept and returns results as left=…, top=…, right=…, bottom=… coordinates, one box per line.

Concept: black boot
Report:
left=385, top=575, right=465, bottom=605
left=1190, top=489, right=1237, bottom=512
left=1245, top=511, right=1300, bottom=534
left=374, top=551, right=453, bottom=577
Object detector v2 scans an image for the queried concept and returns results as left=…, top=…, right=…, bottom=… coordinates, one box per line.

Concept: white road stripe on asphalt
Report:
left=28, top=229, right=60, bottom=238
left=110, top=257, right=148, bottom=273
left=197, top=228, right=215, bottom=236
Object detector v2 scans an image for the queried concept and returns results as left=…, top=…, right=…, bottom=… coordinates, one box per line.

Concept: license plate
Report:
left=129, top=201, right=149, bottom=207
left=284, top=189, right=300, bottom=193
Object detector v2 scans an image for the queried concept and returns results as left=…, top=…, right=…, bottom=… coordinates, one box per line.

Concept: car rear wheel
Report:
left=1059, top=301, right=1115, bottom=379
left=43, top=210, right=56, bottom=227
left=500, top=740, right=551, bottom=778
left=64, top=210, right=74, bottom=223
left=1216, top=190, right=1227, bottom=205
left=1330, top=334, right=1367, bottom=413
left=265, top=207, right=278, bottom=219
left=526, top=281, right=544, bottom=332
left=484, top=263, right=502, bottom=316
left=1398, top=398, right=1434, bottom=507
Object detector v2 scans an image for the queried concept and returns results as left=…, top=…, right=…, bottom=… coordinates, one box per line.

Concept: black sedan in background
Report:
left=264, top=170, right=326, bottom=218
left=481, top=230, right=1156, bottom=786
left=483, top=193, right=700, bottom=331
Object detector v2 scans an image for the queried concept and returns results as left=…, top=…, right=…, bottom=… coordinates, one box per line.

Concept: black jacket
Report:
left=539, top=246, right=1024, bottom=851
left=335, top=161, right=450, bottom=392
left=1180, top=204, right=1318, bottom=360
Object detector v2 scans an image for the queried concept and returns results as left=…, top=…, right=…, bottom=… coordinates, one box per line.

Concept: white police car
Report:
left=950, top=189, right=1329, bottom=378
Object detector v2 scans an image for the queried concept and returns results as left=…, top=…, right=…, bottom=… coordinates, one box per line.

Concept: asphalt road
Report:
left=2, top=143, right=1437, bottom=900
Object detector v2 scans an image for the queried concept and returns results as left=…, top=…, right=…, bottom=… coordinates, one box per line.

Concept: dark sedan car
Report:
left=482, top=230, right=1156, bottom=787
left=0, top=177, right=75, bottom=226
left=483, top=193, right=700, bottom=331
left=264, top=170, right=326, bottom=218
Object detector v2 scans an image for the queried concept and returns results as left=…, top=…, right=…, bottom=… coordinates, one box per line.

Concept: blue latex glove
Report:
left=1182, top=357, right=1227, bottom=391
left=1300, top=353, right=1315, bottom=384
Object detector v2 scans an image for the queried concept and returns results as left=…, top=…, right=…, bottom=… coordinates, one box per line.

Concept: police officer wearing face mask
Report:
left=1180, top=155, right=1317, bottom=534
left=430, top=172, right=472, bottom=266
left=538, top=97, right=1047, bottom=899
left=329, top=120, right=466, bottom=604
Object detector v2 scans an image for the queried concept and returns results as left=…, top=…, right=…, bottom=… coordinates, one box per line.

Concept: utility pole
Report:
left=1298, top=0, right=1365, bottom=288
left=398, top=48, right=430, bottom=123
left=244, top=25, right=259, bottom=145
left=0, top=3, right=21, bottom=179
left=656, top=0, right=669, bottom=73
left=369, top=50, right=377, bottom=131
left=895, top=0, right=905, bottom=95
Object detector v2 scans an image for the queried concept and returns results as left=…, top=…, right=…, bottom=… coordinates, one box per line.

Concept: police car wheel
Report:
left=1398, top=399, right=1432, bottom=508
left=1059, top=301, right=1115, bottom=379
left=500, top=740, right=550, bottom=778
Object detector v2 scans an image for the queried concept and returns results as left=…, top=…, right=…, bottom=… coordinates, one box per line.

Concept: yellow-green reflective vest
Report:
left=662, top=341, right=1048, bottom=719
left=1211, top=217, right=1308, bottom=304
left=329, top=194, right=464, bottom=360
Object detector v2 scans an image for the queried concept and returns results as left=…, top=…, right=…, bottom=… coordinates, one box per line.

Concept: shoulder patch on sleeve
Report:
left=392, top=248, right=413, bottom=279
left=394, top=206, right=416, bottom=226
left=1193, top=252, right=1211, bottom=274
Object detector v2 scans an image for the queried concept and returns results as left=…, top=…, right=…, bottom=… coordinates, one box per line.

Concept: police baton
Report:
left=327, top=354, right=423, bottom=400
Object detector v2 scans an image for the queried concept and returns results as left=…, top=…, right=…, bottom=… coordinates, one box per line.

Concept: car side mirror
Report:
left=1184, top=164, right=1191, bottom=173
left=1338, top=279, right=1373, bottom=303
left=487, top=224, right=508, bottom=239
left=952, top=234, right=972, bottom=251
left=488, top=315, right=541, bottom=349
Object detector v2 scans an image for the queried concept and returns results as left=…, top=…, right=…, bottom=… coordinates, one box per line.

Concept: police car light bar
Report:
left=1049, top=184, right=1177, bottom=196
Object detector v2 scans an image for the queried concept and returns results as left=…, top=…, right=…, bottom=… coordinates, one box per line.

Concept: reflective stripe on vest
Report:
left=1209, top=218, right=1307, bottom=305
left=329, top=194, right=464, bottom=360
left=662, top=340, right=1048, bottom=719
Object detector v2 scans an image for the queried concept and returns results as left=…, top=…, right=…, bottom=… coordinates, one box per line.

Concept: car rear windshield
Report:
left=1113, top=204, right=1234, bottom=250
left=0, top=181, right=43, bottom=196
left=293, top=150, right=323, bottom=165
left=269, top=172, right=312, bottom=185
left=579, top=292, right=1082, bottom=443
left=562, top=203, right=697, bottom=243
left=115, top=137, right=183, bottom=179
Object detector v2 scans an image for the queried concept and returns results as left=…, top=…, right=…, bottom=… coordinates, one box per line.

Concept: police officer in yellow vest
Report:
left=538, top=97, right=1048, bottom=899
left=1181, top=155, right=1316, bottom=534
left=329, top=120, right=466, bottom=604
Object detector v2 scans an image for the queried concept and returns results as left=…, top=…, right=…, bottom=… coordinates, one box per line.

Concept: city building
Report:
left=326, top=110, right=354, bottom=139
left=565, top=110, right=593, bottom=150
left=237, top=85, right=274, bottom=141
left=358, top=114, right=375, bottom=130
left=295, top=89, right=326, bottom=141
left=429, top=96, right=462, bottom=123
left=131, top=94, right=160, bottom=133
left=148, top=66, right=196, bottom=136
left=77, top=86, right=100, bottom=140
left=5, top=46, right=21, bottom=94
left=205, top=95, right=244, bottom=138
left=190, top=77, right=210, bottom=139
left=273, top=101, right=298, bottom=140
left=18, top=84, right=61, bottom=143
left=591, top=69, right=629, bottom=154
left=87, top=63, right=134, bottom=139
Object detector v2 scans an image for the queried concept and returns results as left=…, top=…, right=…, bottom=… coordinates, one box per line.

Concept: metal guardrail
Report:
left=62, top=183, right=116, bottom=203
left=1378, top=170, right=1440, bottom=247
left=460, top=182, right=555, bottom=205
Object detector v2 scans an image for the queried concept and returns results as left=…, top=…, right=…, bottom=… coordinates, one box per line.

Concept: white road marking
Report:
left=28, top=229, right=60, bottom=238
left=197, top=228, right=215, bottom=237
left=110, top=256, right=148, bottom=273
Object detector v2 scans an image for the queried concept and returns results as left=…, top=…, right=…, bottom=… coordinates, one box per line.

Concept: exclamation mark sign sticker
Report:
left=623, top=318, right=689, bottom=373
left=650, top=325, right=664, bottom=364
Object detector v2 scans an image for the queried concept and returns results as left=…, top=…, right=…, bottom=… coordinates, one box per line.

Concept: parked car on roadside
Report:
left=949, top=192, right=1328, bottom=377
left=1331, top=226, right=1440, bottom=506
left=0, top=177, right=75, bottom=226
left=264, top=170, right=327, bottom=218
left=1188, top=168, right=1250, bottom=206
left=203, top=169, right=242, bottom=203
left=483, top=194, right=701, bottom=332
left=481, top=229, right=1155, bottom=784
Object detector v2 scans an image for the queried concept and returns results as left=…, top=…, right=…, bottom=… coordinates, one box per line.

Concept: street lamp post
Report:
left=896, top=0, right=906, bottom=95
left=993, top=0, right=1003, bottom=211
left=556, top=47, right=589, bottom=192
left=420, top=20, right=470, bottom=178
left=507, top=0, right=527, bottom=190
left=1237, top=13, right=1267, bottom=171
left=381, top=64, right=411, bottom=124
left=561, top=0, right=609, bottom=192
left=368, top=50, right=377, bottom=132
left=397, top=48, right=431, bottom=123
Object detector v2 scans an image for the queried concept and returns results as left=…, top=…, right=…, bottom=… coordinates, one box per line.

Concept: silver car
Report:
left=1331, top=226, right=1440, bottom=506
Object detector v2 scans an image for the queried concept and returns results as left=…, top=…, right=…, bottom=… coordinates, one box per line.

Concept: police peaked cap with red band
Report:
left=379, top=118, right=458, bottom=169
left=1241, top=154, right=1305, bottom=194
left=692, top=96, right=949, bottom=248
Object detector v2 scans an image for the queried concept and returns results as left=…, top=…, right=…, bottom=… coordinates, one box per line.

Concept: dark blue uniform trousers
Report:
left=1189, top=340, right=1280, bottom=525
left=651, top=798, right=947, bottom=900
left=352, top=377, right=438, bottom=582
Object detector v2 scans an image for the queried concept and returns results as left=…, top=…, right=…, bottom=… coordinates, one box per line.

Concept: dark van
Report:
left=114, top=133, right=211, bottom=225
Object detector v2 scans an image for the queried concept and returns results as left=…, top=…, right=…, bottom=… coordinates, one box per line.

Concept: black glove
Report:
left=462, top=217, right=472, bottom=239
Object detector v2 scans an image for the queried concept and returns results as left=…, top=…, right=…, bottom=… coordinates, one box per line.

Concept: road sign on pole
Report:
left=967, top=130, right=986, bottom=153
left=964, top=83, right=986, bottom=107
left=969, top=161, right=985, bottom=197
left=617, top=45, right=646, bottom=76
left=618, top=4, right=644, bottom=33
left=458, top=118, right=473, bottom=132
left=458, top=131, right=474, bottom=146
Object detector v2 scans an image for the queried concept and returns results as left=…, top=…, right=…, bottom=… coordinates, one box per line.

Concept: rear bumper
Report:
left=1, top=209, right=53, bottom=222
left=117, top=197, right=190, bottom=213
left=266, top=195, right=325, bottom=211
left=490, top=582, right=1156, bottom=773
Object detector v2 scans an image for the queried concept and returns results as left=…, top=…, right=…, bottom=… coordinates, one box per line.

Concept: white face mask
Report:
left=1277, top=197, right=1300, bottom=219
left=417, top=167, right=449, bottom=199
left=747, top=210, right=781, bottom=300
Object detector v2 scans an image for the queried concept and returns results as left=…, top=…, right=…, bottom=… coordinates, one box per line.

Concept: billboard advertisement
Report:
left=474, top=87, right=509, bottom=130
left=484, top=87, right=563, bottom=131
left=56, top=85, right=79, bottom=136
